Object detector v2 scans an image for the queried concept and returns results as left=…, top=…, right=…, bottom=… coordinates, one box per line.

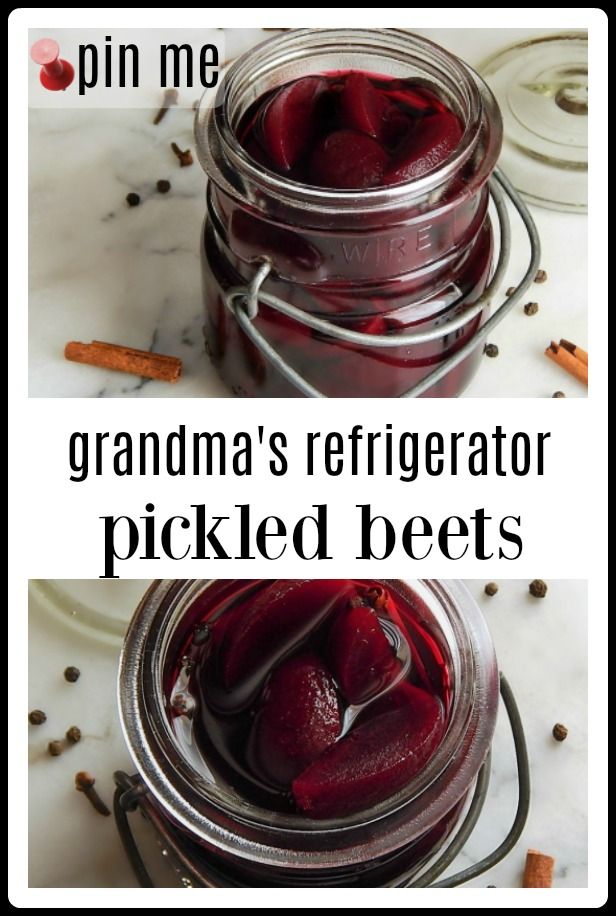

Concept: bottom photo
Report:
left=28, top=579, right=588, bottom=888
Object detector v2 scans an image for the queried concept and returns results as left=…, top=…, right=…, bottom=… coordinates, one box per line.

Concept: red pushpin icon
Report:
left=31, top=38, right=74, bottom=91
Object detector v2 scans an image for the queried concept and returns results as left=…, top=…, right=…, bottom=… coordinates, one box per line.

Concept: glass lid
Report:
left=479, top=32, right=587, bottom=212
left=29, top=579, right=151, bottom=644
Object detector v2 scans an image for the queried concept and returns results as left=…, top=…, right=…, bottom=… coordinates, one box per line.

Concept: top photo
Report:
left=28, top=27, right=588, bottom=398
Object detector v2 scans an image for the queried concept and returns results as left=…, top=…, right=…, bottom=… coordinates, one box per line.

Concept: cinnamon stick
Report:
left=64, top=340, right=182, bottom=383
left=545, top=341, right=588, bottom=385
left=523, top=849, right=555, bottom=887
left=559, top=338, right=588, bottom=366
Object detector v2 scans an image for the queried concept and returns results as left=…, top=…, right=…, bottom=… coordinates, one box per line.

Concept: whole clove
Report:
left=75, top=771, right=111, bottom=817
left=171, top=142, right=193, bottom=167
left=154, top=88, right=179, bottom=125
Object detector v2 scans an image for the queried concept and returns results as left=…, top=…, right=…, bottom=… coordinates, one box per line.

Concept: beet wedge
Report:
left=327, top=603, right=398, bottom=704
left=309, top=130, right=388, bottom=189
left=218, top=579, right=351, bottom=691
left=261, top=76, right=328, bottom=171
left=251, top=652, right=341, bottom=787
left=339, top=72, right=393, bottom=140
left=292, top=684, right=445, bottom=818
left=384, top=111, right=462, bottom=184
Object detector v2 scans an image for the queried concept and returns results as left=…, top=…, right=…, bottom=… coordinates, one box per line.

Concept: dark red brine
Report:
left=198, top=33, right=502, bottom=397
left=166, top=579, right=450, bottom=820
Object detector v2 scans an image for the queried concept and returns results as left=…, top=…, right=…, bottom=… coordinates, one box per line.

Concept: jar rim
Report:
left=118, top=579, right=498, bottom=870
left=195, top=29, right=502, bottom=219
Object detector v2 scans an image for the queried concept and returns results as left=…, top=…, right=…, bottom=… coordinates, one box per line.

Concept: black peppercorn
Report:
left=156, top=179, right=171, bottom=193
left=552, top=391, right=566, bottom=398
left=126, top=192, right=141, bottom=207
left=48, top=740, right=64, bottom=757
left=552, top=723, right=568, bottom=742
left=66, top=726, right=82, bottom=744
left=29, top=709, right=47, bottom=725
left=523, top=302, right=539, bottom=316
left=484, top=582, right=499, bottom=597
left=484, top=343, right=499, bottom=358
left=529, top=579, right=548, bottom=598
left=64, top=666, right=81, bottom=683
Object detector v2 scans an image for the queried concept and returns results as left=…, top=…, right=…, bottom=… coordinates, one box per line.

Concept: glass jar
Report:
left=195, top=30, right=502, bottom=398
left=118, top=579, right=498, bottom=887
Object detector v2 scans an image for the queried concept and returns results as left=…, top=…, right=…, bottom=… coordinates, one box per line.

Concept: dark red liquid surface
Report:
left=166, top=580, right=450, bottom=820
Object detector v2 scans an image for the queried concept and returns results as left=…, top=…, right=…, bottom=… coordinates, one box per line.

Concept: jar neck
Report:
left=196, top=29, right=502, bottom=229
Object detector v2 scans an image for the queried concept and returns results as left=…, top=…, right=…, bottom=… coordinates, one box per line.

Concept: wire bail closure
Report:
left=234, top=258, right=272, bottom=321
left=113, top=672, right=530, bottom=889
left=223, top=168, right=541, bottom=398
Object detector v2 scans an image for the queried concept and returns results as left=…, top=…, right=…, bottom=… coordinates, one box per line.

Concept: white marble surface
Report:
left=28, top=578, right=588, bottom=888
left=28, top=28, right=587, bottom=399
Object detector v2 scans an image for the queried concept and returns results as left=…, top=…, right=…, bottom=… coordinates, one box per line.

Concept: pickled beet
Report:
left=292, top=684, right=445, bottom=818
left=170, top=581, right=450, bottom=819
left=384, top=111, right=463, bottom=184
left=261, top=75, right=328, bottom=171
left=238, top=71, right=462, bottom=189
left=339, top=72, right=393, bottom=139
left=328, top=603, right=397, bottom=703
left=217, top=578, right=350, bottom=689
left=309, top=130, right=388, bottom=189
left=250, top=652, right=341, bottom=786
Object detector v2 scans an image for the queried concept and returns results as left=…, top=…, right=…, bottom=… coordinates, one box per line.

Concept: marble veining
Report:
left=28, top=29, right=587, bottom=398
left=28, top=579, right=588, bottom=887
